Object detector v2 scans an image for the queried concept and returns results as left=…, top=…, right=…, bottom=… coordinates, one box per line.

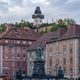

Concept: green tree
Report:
left=15, top=20, right=33, bottom=29
left=50, top=22, right=58, bottom=32
left=57, top=19, right=66, bottom=28
left=64, top=18, right=76, bottom=25
left=0, top=24, right=6, bottom=33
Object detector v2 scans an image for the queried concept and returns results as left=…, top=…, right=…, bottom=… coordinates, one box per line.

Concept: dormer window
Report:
left=29, top=41, right=32, bottom=45
left=23, top=41, right=26, bottom=44
left=17, top=41, right=20, bottom=44
left=5, top=40, right=8, bottom=43
left=11, top=40, right=15, bottom=43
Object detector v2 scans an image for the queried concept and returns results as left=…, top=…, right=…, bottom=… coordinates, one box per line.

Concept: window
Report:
left=56, top=50, right=59, bottom=56
left=4, top=61, right=8, bottom=67
left=22, top=71, right=25, bottom=75
left=70, top=68, right=73, bottom=73
left=50, top=51, right=53, bottom=57
left=23, top=47, right=26, bottom=50
left=17, top=54, right=20, bottom=57
left=12, top=61, right=14, bottom=67
left=50, top=59, right=52, bottom=66
left=4, top=47, right=8, bottom=58
left=70, top=48, right=73, bottom=54
left=5, top=52, right=8, bottom=58
left=63, top=58, right=66, bottom=64
left=23, top=62, right=25, bottom=67
left=11, top=48, right=14, bottom=58
left=5, top=40, right=8, bottom=43
left=11, top=40, right=15, bottom=43
left=23, top=41, right=26, bottom=44
left=17, top=41, right=20, bottom=44
left=63, top=48, right=66, bottom=56
left=17, top=53, right=20, bottom=59
left=29, top=41, right=32, bottom=45
left=63, top=47, right=66, bottom=65
left=64, top=68, right=66, bottom=73
left=17, top=47, right=20, bottom=52
left=70, top=57, right=73, bottom=64
left=23, top=54, right=25, bottom=58
left=4, top=70, right=8, bottom=75
left=17, top=62, right=20, bottom=66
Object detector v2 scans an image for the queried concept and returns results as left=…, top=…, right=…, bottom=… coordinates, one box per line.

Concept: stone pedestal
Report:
left=32, top=60, right=46, bottom=79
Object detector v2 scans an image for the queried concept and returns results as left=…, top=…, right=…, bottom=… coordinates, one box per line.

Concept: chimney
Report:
left=57, top=27, right=66, bottom=37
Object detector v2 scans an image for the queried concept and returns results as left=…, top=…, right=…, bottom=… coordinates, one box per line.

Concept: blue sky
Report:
left=0, top=0, right=80, bottom=24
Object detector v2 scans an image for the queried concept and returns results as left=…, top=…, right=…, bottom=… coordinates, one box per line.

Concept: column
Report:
left=74, top=39, right=79, bottom=79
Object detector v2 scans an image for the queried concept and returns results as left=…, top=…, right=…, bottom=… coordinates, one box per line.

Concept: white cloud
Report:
left=9, top=6, right=25, bottom=15
left=30, top=0, right=50, bottom=5
left=0, top=0, right=80, bottom=24
left=67, top=0, right=80, bottom=3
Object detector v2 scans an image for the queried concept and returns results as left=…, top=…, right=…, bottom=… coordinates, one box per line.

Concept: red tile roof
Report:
left=47, top=24, right=80, bottom=43
left=0, top=24, right=39, bottom=40
left=28, top=24, right=80, bottom=51
left=28, top=31, right=55, bottom=51
left=0, top=24, right=39, bottom=46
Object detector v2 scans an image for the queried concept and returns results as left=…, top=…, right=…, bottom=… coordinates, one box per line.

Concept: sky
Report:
left=0, top=0, right=80, bottom=24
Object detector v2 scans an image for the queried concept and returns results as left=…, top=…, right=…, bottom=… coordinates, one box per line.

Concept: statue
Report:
left=57, top=66, right=64, bottom=78
left=32, top=47, right=46, bottom=79
left=35, top=47, right=42, bottom=60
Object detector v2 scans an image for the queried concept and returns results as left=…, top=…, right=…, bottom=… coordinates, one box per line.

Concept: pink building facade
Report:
left=0, top=24, right=38, bottom=78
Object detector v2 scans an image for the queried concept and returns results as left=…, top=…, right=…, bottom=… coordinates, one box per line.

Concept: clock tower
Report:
left=32, top=6, right=44, bottom=29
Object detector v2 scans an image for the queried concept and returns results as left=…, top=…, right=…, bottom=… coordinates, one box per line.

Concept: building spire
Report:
left=34, top=6, right=42, bottom=14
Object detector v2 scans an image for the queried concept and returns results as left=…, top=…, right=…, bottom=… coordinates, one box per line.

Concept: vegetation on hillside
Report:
left=15, top=20, right=33, bottom=29
left=0, top=24, right=6, bottom=33
left=0, top=18, right=76, bottom=34
left=50, top=18, right=76, bottom=32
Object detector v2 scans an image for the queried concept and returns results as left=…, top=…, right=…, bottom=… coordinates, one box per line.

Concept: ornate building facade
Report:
left=46, top=24, right=80, bottom=80
left=0, top=24, right=38, bottom=78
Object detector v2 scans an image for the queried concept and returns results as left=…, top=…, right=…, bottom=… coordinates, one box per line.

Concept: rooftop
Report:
left=28, top=24, right=80, bottom=51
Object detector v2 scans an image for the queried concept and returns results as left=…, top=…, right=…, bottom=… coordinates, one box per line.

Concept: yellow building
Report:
left=46, top=24, right=80, bottom=80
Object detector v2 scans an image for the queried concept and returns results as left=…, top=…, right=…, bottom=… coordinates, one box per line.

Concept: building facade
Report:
left=0, top=24, right=38, bottom=78
left=27, top=32, right=54, bottom=76
left=46, top=24, right=80, bottom=79
left=28, top=24, right=80, bottom=80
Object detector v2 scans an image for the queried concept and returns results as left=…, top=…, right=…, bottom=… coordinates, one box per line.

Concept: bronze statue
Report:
left=35, top=47, right=42, bottom=60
